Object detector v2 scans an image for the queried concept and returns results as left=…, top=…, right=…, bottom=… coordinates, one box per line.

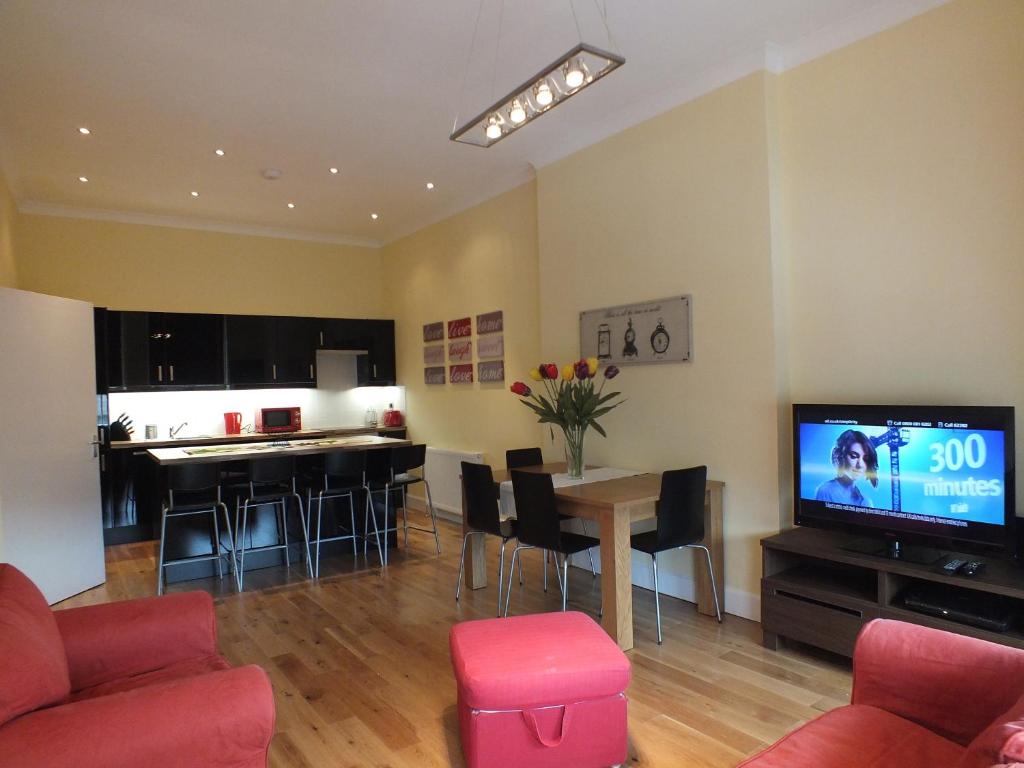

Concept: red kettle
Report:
left=382, top=403, right=404, bottom=427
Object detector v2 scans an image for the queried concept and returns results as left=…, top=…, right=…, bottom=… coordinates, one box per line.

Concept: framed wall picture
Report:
left=424, top=366, right=446, bottom=385
left=448, top=340, right=472, bottom=363
left=423, top=322, right=444, bottom=342
left=477, top=335, right=503, bottom=358
left=448, top=317, right=472, bottom=339
left=476, top=310, right=503, bottom=335
left=580, top=295, right=691, bottom=365
left=478, top=360, right=505, bottom=383
left=450, top=364, right=473, bottom=384
left=423, top=344, right=444, bottom=365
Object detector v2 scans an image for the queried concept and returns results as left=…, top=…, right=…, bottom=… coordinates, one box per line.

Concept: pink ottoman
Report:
left=449, top=611, right=631, bottom=768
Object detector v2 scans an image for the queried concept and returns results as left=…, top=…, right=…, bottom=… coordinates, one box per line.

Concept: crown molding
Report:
left=16, top=200, right=382, bottom=249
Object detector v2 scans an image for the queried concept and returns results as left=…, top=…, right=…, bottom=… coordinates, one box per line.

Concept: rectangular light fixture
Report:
left=450, top=42, right=625, bottom=148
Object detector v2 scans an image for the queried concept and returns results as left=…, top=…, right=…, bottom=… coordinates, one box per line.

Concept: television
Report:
left=793, top=404, right=1016, bottom=562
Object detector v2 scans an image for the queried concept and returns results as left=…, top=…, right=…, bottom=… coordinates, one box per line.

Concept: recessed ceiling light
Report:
left=214, top=148, right=225, bottom=156
left=329, top=167, right=339, bottom=174
left=78, top=176, right=89, bottom=183
left=426, top=182, right=435, bottom=190
left=190, top=191, right=200, bottom=198
left=371, top=213, right=379, bottom=220
left=78, top=127, right=90, bottom=135
left=287, top=202, right=295, bottom=209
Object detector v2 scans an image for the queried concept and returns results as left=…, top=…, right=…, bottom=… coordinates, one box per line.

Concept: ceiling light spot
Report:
left=426, top=182, right=435, bottom=190
left=370, top=213, right=379, bottom=220
left=287, top=202, right=295, bottom=209
left=78, top=176, right=89, bottom=183
left=78, top=127, right=91, bottom=135
left=214, top=148, right=225, bottom=156
left=262, top=168, right=282, bottom=180
left=190, top=191, right=200, bottom=198
left=329, top=167, right=339, bottom=174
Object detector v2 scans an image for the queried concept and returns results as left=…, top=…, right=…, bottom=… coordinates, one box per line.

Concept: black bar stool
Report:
left=157, top=462, right=235, bottom=595
left=233, top=455, right=311, bottom=590
left=305, top=450, right=365, bottom=577
left=389, top=444, right=441, bottom=555
left=363, top=448, right=395, bottom=566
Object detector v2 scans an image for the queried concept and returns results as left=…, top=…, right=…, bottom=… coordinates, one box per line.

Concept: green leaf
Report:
left=589, top=420, right=607, bottom=437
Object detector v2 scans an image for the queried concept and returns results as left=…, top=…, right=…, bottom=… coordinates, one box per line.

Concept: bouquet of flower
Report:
left=509, top=358, right=623, bottom=478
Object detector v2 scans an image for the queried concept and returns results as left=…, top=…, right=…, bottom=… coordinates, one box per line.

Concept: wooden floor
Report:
left=59, top=514, right=851, bottom=767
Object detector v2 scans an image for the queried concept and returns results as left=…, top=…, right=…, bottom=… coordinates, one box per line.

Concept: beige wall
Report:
left=779, top=0, right=1024, bottom=481
left=537, top=74, right=779, bottom=616
left=16, top=214, right=383, bottom=317
left=380, top=182, right=542, bottom=466
left=0, top=170, right=17, bottom=288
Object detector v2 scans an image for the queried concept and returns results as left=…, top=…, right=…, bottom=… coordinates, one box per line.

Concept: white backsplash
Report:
left=108, top=351, right=406, bottom=439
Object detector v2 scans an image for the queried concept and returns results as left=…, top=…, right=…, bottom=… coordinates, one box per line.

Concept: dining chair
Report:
left=455, top=461, right=520, bottom=617
left=363, top=448, right=396, bottom=566
left=232, top=455, right=312, bottom=590
left=304, top=450, right=364, bottom=577
left=629, top=465, right=722, bottom=643
left=389, top=443, right=441, bottom=554
left=504, top=470, right=599, bottom=616
left=157, top=461, right=235, bottom=595
left=505, top=447, right=597, bottom=581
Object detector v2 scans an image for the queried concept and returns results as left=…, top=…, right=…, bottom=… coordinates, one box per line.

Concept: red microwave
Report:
left=255, top=407, right=301, bottom=434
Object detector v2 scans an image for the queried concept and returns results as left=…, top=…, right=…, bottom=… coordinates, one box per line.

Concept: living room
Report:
left=1, top=0, right=1022, bottom=765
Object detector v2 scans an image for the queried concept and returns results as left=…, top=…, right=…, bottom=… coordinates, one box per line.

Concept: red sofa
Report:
left=739, top=619, right=1024, bottom=767
left=0, top=563, right=275, bottom=767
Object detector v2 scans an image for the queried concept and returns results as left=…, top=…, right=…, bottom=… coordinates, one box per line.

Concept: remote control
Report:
left=961, top=561, right=985, bottom=576
left=943, top=559, right=966, bottom=574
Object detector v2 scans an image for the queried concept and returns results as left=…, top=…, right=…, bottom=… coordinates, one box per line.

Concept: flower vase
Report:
left=563, top=426, right=586, bottom=479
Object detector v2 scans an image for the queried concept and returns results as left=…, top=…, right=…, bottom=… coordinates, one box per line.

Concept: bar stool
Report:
left=363, top=448, right=396, bottom=566
left=389, top=444, right=441, bottom=555
left=233, top=455, right=312, bottom=590
left=305, top=450, right=364, bottom=577
left=157, top=462, right=235, bottom=596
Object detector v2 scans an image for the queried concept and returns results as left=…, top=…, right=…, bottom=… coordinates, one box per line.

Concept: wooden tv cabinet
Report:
left=761, top=527, right=1024, bottom=656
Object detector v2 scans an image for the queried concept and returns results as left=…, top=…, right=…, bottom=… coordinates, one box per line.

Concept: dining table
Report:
left=463, top=462, right=725, bottom=651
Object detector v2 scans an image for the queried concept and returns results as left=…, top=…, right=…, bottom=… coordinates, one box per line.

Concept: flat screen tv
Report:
left=793, top=404, right=1016, bottom=561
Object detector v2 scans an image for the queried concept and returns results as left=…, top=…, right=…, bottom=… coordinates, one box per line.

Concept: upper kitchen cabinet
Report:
left=321, top=318, right=395, bottom=386
left=101, top=310, right=225, bottom=390
left=226, top=315, right=319, bottom=387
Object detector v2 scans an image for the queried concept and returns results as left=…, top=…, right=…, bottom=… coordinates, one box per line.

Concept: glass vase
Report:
left=563, top=426, right=586, bottom=479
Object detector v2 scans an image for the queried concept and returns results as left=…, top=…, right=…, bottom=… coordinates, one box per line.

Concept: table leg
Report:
left=695, top=484, right=725, bottom=617
left=462, top=484, right=487, bottom=590
left=600, top=507, right=634, bottom=651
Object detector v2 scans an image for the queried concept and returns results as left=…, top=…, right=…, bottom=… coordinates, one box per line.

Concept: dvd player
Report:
left=902, top=583, right=1016, bottom=633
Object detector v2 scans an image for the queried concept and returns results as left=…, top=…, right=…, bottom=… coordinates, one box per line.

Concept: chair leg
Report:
left=543, top=550, right=548, bottom=592
left=423, top=479, right=441, bottom=555
left=517, top=548, right=524, bottom=584
left=315, top=491, right=325, bottom=579
left=238, top=501, right=250, bottom=591
left=280, top=500, right=290, bottom=568
left=292, top=492, right=312, bottom=579
left=349, top=492, right=359, bottom=557
left=401, top=487, right=409, bottom=548
left=218, top=502, right=236, bottom=579
left=366, top=491, right=385, bottom=566
left=383, top=487, right=390, bottom=566
left=497, top=538, right=506, bottom=618
left=455, top=531, right=474, bottom=601
left=690, top=544, right=723, bottom=622
left=653, top=553, right=663, bottom=644
left=212, top=506, right=223, bottom=581
left=581, top=520, right=597, bottom=577
left=157, top=507, right=169, bottom=596
left=561, top=555, right=569, bottom=612
left=504, top=546, right=522, bottom=617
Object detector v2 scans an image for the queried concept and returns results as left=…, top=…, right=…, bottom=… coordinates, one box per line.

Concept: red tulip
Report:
left=510, top=381, right=531, bottom=396
left=544, top=363, right=558, bottom=379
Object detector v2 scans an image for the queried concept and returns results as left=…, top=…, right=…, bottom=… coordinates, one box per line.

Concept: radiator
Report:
left=407, top=446, right=482, bottom=521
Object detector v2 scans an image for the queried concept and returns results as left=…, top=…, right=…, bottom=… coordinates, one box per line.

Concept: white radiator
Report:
left=409, top=446, right=483, bottom=521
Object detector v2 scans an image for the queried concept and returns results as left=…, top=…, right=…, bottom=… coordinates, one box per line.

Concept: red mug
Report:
left=223, top=412, right=242, bottom=435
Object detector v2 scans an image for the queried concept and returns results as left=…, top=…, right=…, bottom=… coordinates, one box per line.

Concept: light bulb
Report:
left=78, top=127, right=91, bottom=135
left=214, top=148, right=225, bottom=156
left=190, top=191, right=199, bottom=198
left=534, top=81, right=553, bottom=106
left=485, top=115, right=502, bottom=140
left=564, top=58, right=585, bottom=89
left=78, top=176, right=89, bottom=183
left=509, top=99, right=526, bottom=124
left=287, top=202, right=295, bottom=209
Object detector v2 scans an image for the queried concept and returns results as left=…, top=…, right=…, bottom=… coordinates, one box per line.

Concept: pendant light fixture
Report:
left=450, top=2, right=625, bottom=148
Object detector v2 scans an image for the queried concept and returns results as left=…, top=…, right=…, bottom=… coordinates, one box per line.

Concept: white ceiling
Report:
left=0, top=0, right=946, bottom=246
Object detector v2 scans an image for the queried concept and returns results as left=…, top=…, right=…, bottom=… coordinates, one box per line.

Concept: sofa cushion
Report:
left=68, top=653, right=232, bottom=703
left=738, top=704, right=964, bottom=768
left=0, top=564, right=71, bottom=726
left=959, top=692, right=1024, bottom=768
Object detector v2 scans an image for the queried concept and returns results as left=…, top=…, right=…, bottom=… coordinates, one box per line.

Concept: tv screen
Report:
left=794, top=404, right=1015, bottom=553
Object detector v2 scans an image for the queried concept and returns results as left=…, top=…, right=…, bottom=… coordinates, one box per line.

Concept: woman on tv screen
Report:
left=815, top=429, right=879, bottom=508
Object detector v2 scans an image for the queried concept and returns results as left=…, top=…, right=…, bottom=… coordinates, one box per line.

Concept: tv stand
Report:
left=761, top=527, right=1024, bottom=656
left=840, top=536, right=946, bottom=566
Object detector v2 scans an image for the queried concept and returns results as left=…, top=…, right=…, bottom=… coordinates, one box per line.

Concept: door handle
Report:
left=309, top=364, right=314, bottom=379
left=272, top=364, right=277, bottom=381
left=90, top=438, right=102, bottom=458
left=373, top=364, right=377, bottom=378
left=169, top=365, right=174, bottom=382
left=319, top=331, right=324, bottom=346
left=157, top=365, right=163, bottom=382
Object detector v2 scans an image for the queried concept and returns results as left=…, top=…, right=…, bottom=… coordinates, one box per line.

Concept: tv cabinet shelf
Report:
left=762, top=528, right=1024, bottom=656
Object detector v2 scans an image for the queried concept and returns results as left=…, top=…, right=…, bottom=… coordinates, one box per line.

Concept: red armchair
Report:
left=739, top=619, right=1024, bottom=767
left=0, top=563, right=275, bottom=767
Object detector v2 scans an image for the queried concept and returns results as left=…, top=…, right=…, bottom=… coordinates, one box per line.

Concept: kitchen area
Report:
left=95, top=309, right=409, bottom=566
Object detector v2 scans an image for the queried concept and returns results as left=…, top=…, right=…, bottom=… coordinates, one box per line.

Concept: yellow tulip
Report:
left=562, top=364, right=574, bottom=381
left=586, top=357, right=598, bottom=376
left=529, top=368, right=542, bottom=381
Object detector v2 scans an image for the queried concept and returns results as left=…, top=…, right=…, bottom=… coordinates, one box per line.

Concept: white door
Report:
left=0, top=287, right=104, bottom=603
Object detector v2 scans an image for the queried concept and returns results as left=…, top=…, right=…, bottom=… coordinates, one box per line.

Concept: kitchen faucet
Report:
left=169, top=421, right=189, bottom=438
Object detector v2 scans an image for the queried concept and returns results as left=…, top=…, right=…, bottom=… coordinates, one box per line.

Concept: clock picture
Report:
left=622, top=318, right=639, bottom=358
left=650, top=319, right=670, bottom=354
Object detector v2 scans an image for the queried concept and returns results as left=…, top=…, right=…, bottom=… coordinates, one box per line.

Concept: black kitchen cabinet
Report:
left=321, top=318, right=396, bottom=386
left=226, top=315, right=319, bottom=386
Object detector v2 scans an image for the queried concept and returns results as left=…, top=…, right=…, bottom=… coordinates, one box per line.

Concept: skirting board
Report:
left=405, top=495, right=760, bottom=622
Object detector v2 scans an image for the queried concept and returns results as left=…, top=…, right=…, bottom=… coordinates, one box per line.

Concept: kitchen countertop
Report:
left=148, top=434, right=409, bottom=465
left=111, top=425, right=405, bottom=450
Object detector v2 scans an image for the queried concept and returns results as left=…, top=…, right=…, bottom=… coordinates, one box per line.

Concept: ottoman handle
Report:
left=521, top=704, right=574, bottom=748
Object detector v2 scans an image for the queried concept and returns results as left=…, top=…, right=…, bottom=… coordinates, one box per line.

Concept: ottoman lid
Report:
left=450, top=611, right=631, bottom=710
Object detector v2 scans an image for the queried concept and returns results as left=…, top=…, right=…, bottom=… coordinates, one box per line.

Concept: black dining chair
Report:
left=504, top=470, right=600, bottom=616
left=505, top=447, right=597, bottom=581
left=304, top=450, right=365, bottom=578
left=389, top=444, right=441, bottom=555
left=363, top=448, right=396, bottom=566
left=629, top=465, right=722, bottom=644
left=455, top=461, right=520, bottom=617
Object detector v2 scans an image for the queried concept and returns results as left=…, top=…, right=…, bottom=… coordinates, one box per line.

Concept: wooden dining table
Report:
left=463, top=462, right=725, bottom=651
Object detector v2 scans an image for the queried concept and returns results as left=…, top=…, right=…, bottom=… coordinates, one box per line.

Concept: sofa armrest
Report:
left=0, top=665, right=274, bottom=768
left=53, top=591, right=218, bottom=691
left=852, top=619, right=1024, bottom=746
